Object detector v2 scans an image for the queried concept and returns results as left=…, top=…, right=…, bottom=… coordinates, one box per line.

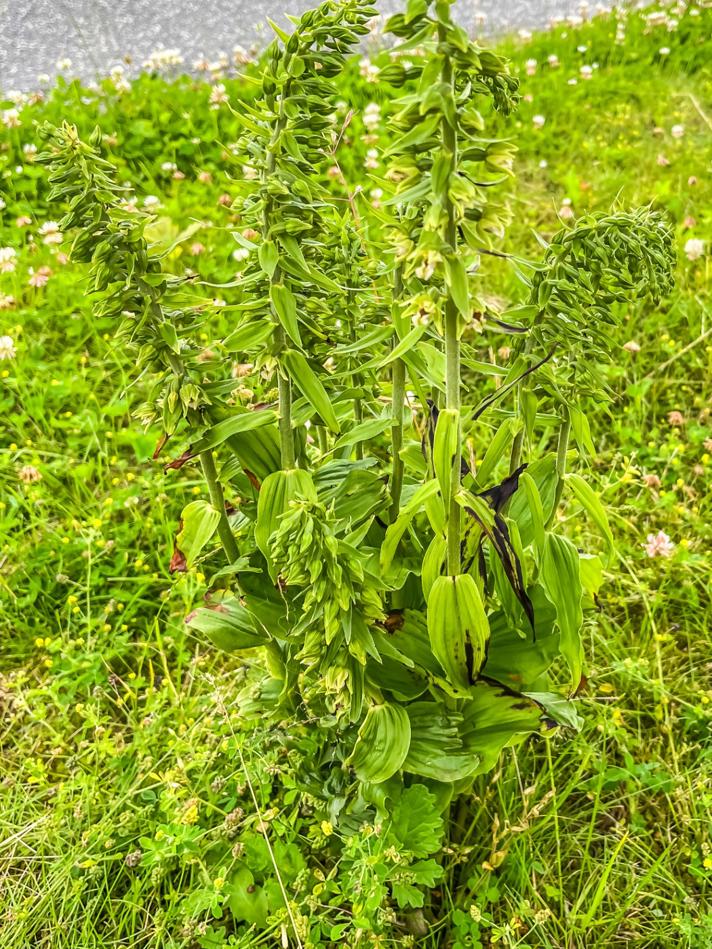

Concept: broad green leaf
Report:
left=404, top=703, right=479, bottom=782
left=192, top=410, right=277, bottom=453
left=282, top=349, right=340, bottom=433
left=332, top=415, right=392, bottom=451
left=427, top=573, right=489, bottom=692
left=508, top=454, right=557, bottom=547
left=270, top=283, right=301, bottom=346
left=483, top=589, right=559, bottom=689
left=459, top=682, right=545, bottom=775
left=566, top=473, right=615, bottom=560
left=519, top=470, right=546, bottom=556
left=380, top=479, right=440, bottom=572
left=187, top=596, right=268, bottom=651
left=524, top=691, right=583, bottom=730
left=444, top=255, right=470, bottom=319
left=475, top=418, right=517, bottom=489
left=433, top=408, right=459, bottom=509
left=569, top=405, right=596, bottom=456
left=255, top=468, right=317, bottom=564
left=223, top=319, right=274, bottom=353
left=258, top=239, right=279, bottom=278
left=347, top=703, right=411, bottom=783
left=373, top=324, right=426, bottom=368
left=579, top=553, right=604, bottom=607
left=540, top=533, right=584, bottom=692
left=176, top=500, right=221, bottom=566
left=421, top=533, right=447, bottom=599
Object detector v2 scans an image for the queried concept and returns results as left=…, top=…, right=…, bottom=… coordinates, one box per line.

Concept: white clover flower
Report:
left=0, top=335, right=16, bottom=359
left=363, top=102, right=381, bottom=131
left=39, top=221, right=63, bottom=245
left=161, top=161, right=177, bottom=172
left=56, top=57, right=72, bottom=71
left=670, top=123, right=684, bottom=139
left=143, top=195, right=161, bottom=208
left=28, top=265, right=52, bottom=288
left=0, top=294, right=15, bottom=309
left=364, top=148, right=379, bottom=170
left=580, top=64, right=593, bottom=79
left=2, top=109, right=21, bottom=129
left=209, top=84, right=228, bottom=108
left=359, top=58, right=380, bottom=82
left=232, top=248, right=250, bottom=262
left=233, top=45, right=252, bottom=66
left=547, top=54, right=560, bottom=68
left=525, top=58, right=537, bottom=76
left=623, top=340, right=641, bottom=353
left=143, top=48, right=183, bottom=71
left=644, top=530, right=675, bottom=558
left=532, top=114, right=546, bottom=129
left=19, top=464, right=42, bottom=483
left=684, top=238, right=705, bottom=261
left=645, top=11, right=668, bottom=27
left=0, top=198, right=5, bottom=211
left=0, top=247, right=17, bottom=273
left=659, top=46, right=671, bottom=56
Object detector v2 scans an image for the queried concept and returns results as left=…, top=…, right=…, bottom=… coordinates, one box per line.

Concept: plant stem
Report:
left=264, top=79, right=296, bottom=471
left=390, top=359, right=406, bottom=522
left=390, top=266, right=406, bottom=521
left=276, top=352, right=296, bottom=468
left=439, top=26, right=462, bottom=575
left=549, top=405, right=571, bottom=526
left=200, top=449, right=240, bottom=563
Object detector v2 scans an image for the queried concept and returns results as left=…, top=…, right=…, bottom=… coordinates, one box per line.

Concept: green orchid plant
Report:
left=39, top=0, right=675, bottom=920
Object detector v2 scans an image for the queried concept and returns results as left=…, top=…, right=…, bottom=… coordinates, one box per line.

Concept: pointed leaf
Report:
left=282, top=349, right=340, bottom=433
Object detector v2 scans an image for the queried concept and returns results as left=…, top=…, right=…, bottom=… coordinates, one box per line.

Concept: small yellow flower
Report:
left=320, top=820, right=333, bottom=837
left=703, top=856, right=712, bottom=870
left=181, top=800, right=199, bottom=825
left=214, top=876, right=225, bottom=889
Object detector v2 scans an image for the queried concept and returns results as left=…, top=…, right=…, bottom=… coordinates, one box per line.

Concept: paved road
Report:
left=1, top=0, right=594, bottom=92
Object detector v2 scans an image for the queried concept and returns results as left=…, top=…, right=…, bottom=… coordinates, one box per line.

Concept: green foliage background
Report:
left=1, top=3, right=711, bottom=946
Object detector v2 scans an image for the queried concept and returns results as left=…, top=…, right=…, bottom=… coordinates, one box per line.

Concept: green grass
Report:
left=1, top=3, right=711, bottom=946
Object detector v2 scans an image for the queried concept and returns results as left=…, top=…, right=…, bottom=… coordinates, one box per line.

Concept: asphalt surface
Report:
left=1, top=0, right=596, bottom=92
